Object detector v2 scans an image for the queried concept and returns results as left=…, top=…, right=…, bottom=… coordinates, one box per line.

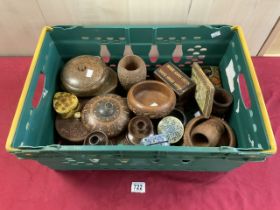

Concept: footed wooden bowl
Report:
left=127, top=80, right=176, bottom=119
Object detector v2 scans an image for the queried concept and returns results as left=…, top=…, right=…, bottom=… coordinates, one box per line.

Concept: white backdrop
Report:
left=0, top=0, right=279, bottom=55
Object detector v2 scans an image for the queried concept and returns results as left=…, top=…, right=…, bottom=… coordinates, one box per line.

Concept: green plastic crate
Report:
left=6, top=25, right=277, bottom=171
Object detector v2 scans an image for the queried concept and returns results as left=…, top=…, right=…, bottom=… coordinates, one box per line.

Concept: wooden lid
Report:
left=55, top=116, right=89, bottom=143
left=61, top=55, right=110, bottom=97
left=82, top=94, right=130, bottom=137
left=157, top=116, right=184, bottom=143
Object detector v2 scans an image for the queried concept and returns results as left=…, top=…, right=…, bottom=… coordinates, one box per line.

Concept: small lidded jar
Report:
left=81, top=94, right=130, bottom=138
left=61, top=55, right=117, bottom=97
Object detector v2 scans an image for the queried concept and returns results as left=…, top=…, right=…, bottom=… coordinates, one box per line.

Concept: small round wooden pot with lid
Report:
left=61, top=55, right=117, bottom=97
left=81, top=94, right=130, bottom=138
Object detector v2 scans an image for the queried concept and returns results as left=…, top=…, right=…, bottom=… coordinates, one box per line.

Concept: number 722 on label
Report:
left=131, top=182, right=146, bottom=193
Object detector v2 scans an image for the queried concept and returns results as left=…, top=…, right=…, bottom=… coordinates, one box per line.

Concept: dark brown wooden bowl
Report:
left=127, top=80, right=176, bottom=119
left=212, top=87, right=233, bottom=117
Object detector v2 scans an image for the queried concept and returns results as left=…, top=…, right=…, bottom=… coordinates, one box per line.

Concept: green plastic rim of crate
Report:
left=5, top=25, right=277, bottom=171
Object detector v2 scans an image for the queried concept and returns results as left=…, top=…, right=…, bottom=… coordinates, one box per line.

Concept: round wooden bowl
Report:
left=183, top=116, right=236, bottom=147
left=127, top=80, right=176, bottom=119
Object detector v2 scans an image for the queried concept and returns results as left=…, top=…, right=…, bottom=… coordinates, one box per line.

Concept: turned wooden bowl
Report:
left=127, top=80, right=176, bottom=119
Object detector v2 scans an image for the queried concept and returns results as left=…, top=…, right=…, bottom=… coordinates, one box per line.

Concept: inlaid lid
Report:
left=157, top=116, right=184, bottom=144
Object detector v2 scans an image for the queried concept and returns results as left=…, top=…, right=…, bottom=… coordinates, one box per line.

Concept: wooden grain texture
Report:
left=0, top=0, right=279, bottom=55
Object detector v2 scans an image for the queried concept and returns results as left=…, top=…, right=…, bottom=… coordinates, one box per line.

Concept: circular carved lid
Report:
left=53, top=92, right=79, bottom=115
left=55, top=116, right=89, bottom=143
left=61, top=55, right=109, bottom=96
left=82, top=94, right=130, bottom=137
left=157, top=116, right=184, bottom=143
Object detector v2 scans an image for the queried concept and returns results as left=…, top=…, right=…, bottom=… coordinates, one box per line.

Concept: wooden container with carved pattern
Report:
left=117, top=55, right=147, bottom=90
left=127, top=80, right=176, bottom=119
left=81, top=94, right=130, bottom=137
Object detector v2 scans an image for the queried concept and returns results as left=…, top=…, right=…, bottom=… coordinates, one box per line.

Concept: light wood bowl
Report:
left=127, top=80, right=176, bottom=119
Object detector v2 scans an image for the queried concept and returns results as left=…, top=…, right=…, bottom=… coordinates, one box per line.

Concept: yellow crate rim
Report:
left=5, top=26, right=52, bottom=152
left=6, top=25, right=276, bottom=155
left=232, top=26, right=277, bottom=154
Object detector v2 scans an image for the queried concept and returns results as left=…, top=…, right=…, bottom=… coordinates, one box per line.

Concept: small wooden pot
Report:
left=55, top=98, right=90, bottom=144
left=61, top=55, right=117, bottom=97
left=127, top=80, right=176, bottom=119
left=190, top=118, right=225, bottom=147
left=212, top=88, right=233, bottom=117
left=126, top=116, right=154, bottom=144
left=117, top=55, right=147, bottom=90
left=84, top=131, right=109, bottom=145
left=82, top=94, right=130, bottom=137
